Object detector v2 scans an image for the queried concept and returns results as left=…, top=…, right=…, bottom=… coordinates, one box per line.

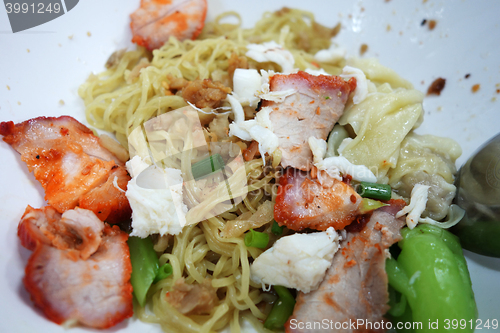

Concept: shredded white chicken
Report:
left=232, top=68, right=297, bottom=106
left=317, top=156, right=378, bottom=183
left=397, top=183, right=465, bottom=229
left=250, top=227, right=341, bottom=293
left=340, top=65, right=369, bottom=104
left=125, top=156, right=188, bottom=237
left=246, top=41, right=296, bottom=73
left=304, top=68, right=329, bottom=76
left=308, top=137, right=327, bottom=164
left=232, top=69, right=261, bottom=108
left=396, top=184, right=430, bottom=229
left=227, top=95, right=279, bottom=163
left=314, top=43, right=346, bottom=63
left=309, top=137, right=377, bottom=183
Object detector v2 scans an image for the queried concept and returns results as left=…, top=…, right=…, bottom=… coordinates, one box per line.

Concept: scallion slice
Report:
left=244, top=229, right=269, bottom=249
left=154, top=263, right=173, bottom=283
left=191, top=153, right=225, bottom=180
left=271, top=220, right=285, bottom=236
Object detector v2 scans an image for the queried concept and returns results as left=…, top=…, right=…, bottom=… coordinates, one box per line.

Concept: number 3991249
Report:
left=5, top=2, right=61, bottom=14
left=444, top=319, right=498, bottom=330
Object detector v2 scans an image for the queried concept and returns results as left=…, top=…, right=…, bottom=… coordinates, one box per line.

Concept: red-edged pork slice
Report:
left=274, top=167, right=361, bottom=231
left=19, top=206, right=104, bottom=260
left=0, top=116, right=131, bottom=224
left=18, top=206, right=133, bottom=329
left=263, top=71, right=356, bottom=171
left=286, top=201, right=407, bottom=333
left=0, top=116, right=122, bottom=163
left=18, top=206, right=61, bottom=251
left=79, top=166, right=132, bottom=224
left=130, top=0, right=208, bottom=50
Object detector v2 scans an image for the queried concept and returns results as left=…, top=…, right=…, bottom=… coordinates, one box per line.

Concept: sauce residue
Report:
left=427, top=78, right=446, bottom=96
left=360, top=44, right=368, bottom=56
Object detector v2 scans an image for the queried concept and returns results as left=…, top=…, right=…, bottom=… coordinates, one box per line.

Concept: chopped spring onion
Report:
left=191, top=153, right=225, bottom=180
left=127, top=236, right=159, bottom=307
left=357, top=181, right=392, bottom=201
left=271, top=220, right=285, bottom=235
left=244, top=229, right=269, bottom=249
left=359, top=198, right=388, bottom=214
left=264, top=286, right=296, bottom=330
left=154, top=263, right=173, bottom=283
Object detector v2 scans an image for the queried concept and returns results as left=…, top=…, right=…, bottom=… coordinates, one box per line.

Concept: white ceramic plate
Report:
left=1, top=1, right=499, bottom=332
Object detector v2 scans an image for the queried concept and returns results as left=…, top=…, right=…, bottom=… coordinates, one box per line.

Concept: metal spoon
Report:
left=451, top=133, right=500, bottom=257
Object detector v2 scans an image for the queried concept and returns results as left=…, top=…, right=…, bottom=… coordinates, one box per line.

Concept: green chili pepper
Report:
left=244, top=229, right=269, bottom=249
left=127, top=236, right=159, bottom=307
left=388, top=285, right=407, bottom=317
left=264, top=286, right=296, bottom=330
left=386, top=225, right=477, bottom=333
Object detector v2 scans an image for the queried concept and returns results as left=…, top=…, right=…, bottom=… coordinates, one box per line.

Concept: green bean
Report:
left=357, top=181, right=392, bottom=201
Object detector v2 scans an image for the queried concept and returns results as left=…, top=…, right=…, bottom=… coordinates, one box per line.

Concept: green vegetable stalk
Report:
left=264, top=286, right=296, bottom=330
left=386, top=225, right=477, bottom=332
left=127, top=236, right=160, bottom=307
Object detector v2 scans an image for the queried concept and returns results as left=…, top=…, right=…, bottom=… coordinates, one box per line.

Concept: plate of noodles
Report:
left=1, top=0, right=500, bottom=332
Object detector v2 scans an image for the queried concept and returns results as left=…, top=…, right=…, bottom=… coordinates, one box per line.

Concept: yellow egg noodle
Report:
left=78, top=8, right=459, bottom=333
